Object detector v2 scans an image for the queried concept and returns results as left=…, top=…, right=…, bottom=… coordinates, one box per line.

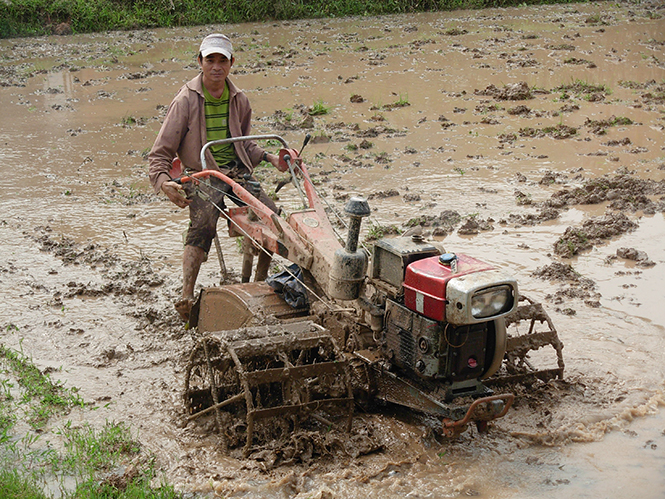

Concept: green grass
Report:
left=0, top=460, right=181, bottom=499
left=546, top=43, right=575, bottom=50
left=618, top=80, right=645, bottom=89
left=0, top=342, right=182, bottom=499
left=476, top=103, right=502, bottom=114
left=585, top=14, right=605, bottom=25
left=541, top=124, right=577, bottom=139
left=584, top=115, right=634, bottom=135
left=57, top=421, right=141, bottom=476
left=563, top=57, right=594, bottom=66
left=554, top=78, right=611, bottom=96
left=375, top=94, right=411, bottom=111
left=364, top=220, right=402, bottom=242
left=393, top=93, right=410, bottom=107
left=72, top=472, right=181, bottom=499
left=1, top=0, right=586, bottom=38
left=369, top=110, right=386, bottom=122
left=308, top=99, right=331, bottom=116
left=0, top=343, right=82, bottom=429
left=519, top=124, right=577, bottom=139
left=121, top=115, right=137, bottom=126
left=0, top=469, right=49, bottom=499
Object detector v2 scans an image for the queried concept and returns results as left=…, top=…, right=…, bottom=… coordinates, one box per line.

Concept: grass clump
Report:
left=374, top=94, right=410, bottom=111
left=563, top=57, right=595, bottom=67
left=585, top=14, right=607, bottom=26
left=308, top=99, right=331, bottom=116
left=0, top=469, right=48, bottom=499
left=546, top=43, right=576, bottom=51
left=0, top=342, right=181, bottom=498
left=369, top=94, right=410, bottom=112
left=0, top=343, right=82, bottom=429
left=57, top=421, right=141, bottom=476
left=364, top=221, right=402, bottom=242
left=393, top=94, right=410, bottom=107
left=541, top=124, right=577, bottom=139
left=475, top=103, right=502, bottom=114
left=585, top=115, right=634, bottom=135
left=121, top=115, right=146, bottom=127
left=554, top=79, right=611, bottom=98
left=442, top=27, right=468, bottom=36
left=554, top=229, right=589, bottom=258
left=519, top=124, right=577, bottom=139
left=514, top=190, right=532, bottom=205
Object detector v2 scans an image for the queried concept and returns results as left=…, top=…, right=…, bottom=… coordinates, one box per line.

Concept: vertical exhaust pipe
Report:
left=328, top=197, right=370, bottom=300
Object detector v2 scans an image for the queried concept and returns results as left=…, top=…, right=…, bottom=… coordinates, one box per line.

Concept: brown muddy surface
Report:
left=1, top=2, right=665, bottom=498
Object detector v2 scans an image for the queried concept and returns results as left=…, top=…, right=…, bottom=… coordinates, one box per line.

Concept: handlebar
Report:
left=197, top=133, right=309, bottom=207
left=199, top=134, right=290, bottom=171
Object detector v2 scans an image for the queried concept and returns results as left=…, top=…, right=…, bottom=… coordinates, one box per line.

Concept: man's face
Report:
left=199, top=52, right=233, bottom=86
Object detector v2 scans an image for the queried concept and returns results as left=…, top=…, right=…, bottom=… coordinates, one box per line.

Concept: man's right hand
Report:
left=161, top=180, right=191, bottom=208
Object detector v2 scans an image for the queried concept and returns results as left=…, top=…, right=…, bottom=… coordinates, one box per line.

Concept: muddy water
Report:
left=1, top=1, right=665, bottom=498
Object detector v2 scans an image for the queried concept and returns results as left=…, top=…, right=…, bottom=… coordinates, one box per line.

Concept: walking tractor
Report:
left=181, top=134, right=565, bottom=456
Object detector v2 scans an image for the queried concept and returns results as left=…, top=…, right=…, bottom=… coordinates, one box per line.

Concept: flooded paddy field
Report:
left=1, top=1, right=664, bottom=497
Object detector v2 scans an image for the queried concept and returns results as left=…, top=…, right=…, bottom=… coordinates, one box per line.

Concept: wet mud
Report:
left=1, top=1, right=665, bottom=498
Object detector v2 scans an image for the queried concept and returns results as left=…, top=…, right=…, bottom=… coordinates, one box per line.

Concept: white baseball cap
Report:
left=199, top=34, right=233, bottom=59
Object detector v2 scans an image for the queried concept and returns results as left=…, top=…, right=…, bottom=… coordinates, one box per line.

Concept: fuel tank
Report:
left=403, top=254, right=494, bottom=322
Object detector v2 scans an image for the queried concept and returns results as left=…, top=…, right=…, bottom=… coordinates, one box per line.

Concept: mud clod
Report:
left=554, top=211, right=638, bottom=258
left=475, top=81, right=533, bottom=100
left=457, top=216, right=493, bottom=235
left=543, top=174, right=665, bottom=213
left=616, top=247, right=656, bottom=267
left=532, top=262, right=601, bottom=305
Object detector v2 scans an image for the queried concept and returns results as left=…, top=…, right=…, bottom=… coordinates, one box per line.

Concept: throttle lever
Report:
left=299, top=133, right=312, bottom=157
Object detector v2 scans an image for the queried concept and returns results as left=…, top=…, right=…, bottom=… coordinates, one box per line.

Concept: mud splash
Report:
left=1, top=1, right=665, bottom=498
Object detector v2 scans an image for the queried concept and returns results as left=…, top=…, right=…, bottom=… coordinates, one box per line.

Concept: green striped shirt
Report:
left=203, top=83, right=237, bottom=166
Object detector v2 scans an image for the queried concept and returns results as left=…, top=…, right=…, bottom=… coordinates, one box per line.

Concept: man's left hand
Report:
left=267, top=152, right=289, bottom=172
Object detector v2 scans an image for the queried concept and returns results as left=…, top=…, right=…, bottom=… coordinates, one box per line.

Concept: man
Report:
left=148, top=33, right=284, bottom=322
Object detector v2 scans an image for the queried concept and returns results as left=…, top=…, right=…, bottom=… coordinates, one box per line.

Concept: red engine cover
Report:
left=403, top=254, right=495, bottom=322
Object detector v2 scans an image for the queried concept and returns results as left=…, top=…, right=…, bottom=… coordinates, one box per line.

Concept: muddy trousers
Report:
left=184, top=174, right=277, bottom=283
